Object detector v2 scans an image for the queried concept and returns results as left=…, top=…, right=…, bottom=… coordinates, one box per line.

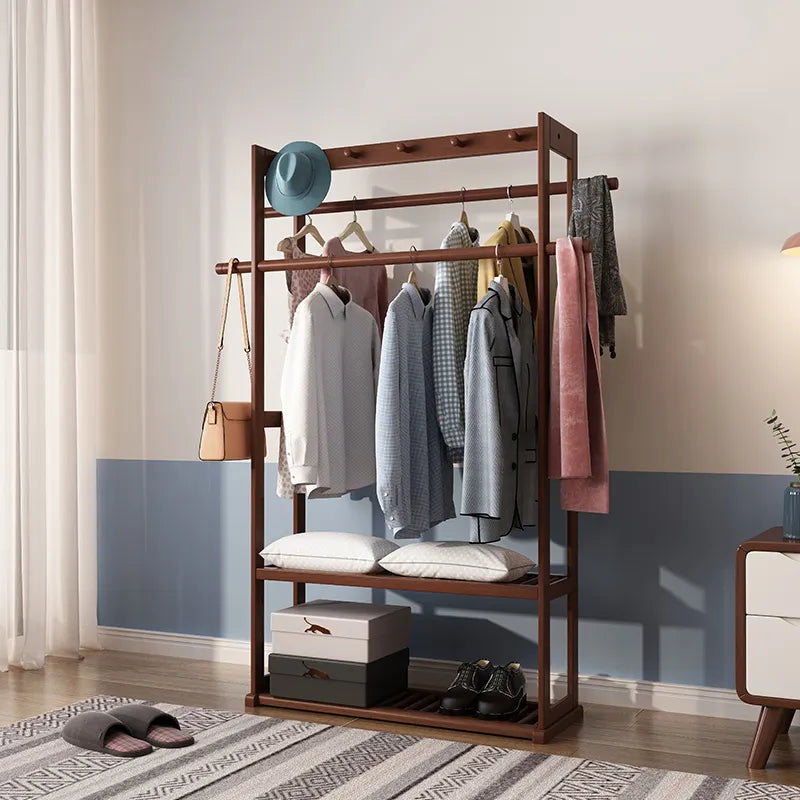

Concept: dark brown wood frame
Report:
left=736, top=528, right=800, bottom=768
left=214, top=113, right=619, bottom=743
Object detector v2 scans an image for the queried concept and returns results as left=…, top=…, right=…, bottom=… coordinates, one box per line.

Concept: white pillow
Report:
left=261, top=532, right=398, bottom=574
left=378, top=541, right=534, bottom=583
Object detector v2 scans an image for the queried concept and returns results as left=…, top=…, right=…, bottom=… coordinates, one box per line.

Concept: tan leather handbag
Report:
left=199, top=258, right=264, bottom=461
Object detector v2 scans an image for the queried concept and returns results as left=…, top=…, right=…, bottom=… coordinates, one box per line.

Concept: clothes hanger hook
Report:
left=321, top=250, right=334, bottom=282
left=507, top=185, right=514, bottom=208
left=460, top=186, right=467, bottom=214
left=352, top=195, right=358, bottom=223
left=409, top=244, right=417, bottom=267
left=495, top=243, right=501, bottom=264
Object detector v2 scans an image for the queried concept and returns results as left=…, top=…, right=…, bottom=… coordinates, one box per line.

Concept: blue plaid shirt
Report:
left=432, top=222, right=480, bottom=463
left=376, top=284, right=454, bottom=538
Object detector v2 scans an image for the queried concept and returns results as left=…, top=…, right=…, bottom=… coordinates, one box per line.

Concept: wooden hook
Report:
left=508, top=130, right=521, bottom=141
left=343, top=148, right=355, bottom=158
left=450, top=137, right=464, bottom=148
left=396, top=142, right=409, bottom=153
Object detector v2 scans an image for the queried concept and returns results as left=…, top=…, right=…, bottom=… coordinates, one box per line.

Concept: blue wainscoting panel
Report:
left=97, top=460, right=788, bottom=690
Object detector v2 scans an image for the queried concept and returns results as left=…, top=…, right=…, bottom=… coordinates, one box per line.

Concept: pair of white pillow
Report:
left=260, top=532, right=534, bottom=583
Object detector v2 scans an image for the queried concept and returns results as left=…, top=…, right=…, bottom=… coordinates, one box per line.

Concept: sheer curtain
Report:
left=0, top=0, right=99, bottom=671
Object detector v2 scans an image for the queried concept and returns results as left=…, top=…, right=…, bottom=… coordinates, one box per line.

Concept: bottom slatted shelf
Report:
left=251, top=679, right=541, bottom=739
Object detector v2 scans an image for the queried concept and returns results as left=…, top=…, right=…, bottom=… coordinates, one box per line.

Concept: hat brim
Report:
left=265, top=141, right=332, bottom=217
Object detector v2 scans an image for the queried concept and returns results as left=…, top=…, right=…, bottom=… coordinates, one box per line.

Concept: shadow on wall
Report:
left=376, top=472, right=785, bottom=690
left=575, top=471, right=785, bottom=689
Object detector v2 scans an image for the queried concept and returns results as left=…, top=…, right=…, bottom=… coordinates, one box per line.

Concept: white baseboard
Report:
left=97, top=626, right=255, bottom=664
left=97, top=626, right=767, bottom=726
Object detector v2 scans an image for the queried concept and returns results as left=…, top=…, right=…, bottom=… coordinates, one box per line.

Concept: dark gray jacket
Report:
left=461, top=282, right=537, bottom=543
left=568, top=175, right=626, bottom=357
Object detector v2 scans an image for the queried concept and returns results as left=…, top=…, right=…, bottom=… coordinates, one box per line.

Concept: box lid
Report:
left=270, top=599, right=410, bottom=640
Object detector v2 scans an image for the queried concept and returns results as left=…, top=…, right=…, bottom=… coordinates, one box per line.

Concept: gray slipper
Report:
left=62, top=711, right=153, bottom=757
left=107, top=704, right=194, bottom=748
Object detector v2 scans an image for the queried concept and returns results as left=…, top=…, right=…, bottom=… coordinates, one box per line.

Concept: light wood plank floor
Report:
left=1, top=650, right=799, bottom=787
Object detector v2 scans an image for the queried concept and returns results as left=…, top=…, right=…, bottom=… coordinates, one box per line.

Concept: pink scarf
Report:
left=549, top=237, right=609, bottom=513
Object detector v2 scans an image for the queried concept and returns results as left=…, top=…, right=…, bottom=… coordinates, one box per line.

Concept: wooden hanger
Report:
left=291, top=214, right=326, bottom=248
left=493, top=243, right=509, bottom=294
left=407, top=246, right=422, bottom=297
left=276, top=237, right=294, bottom=255
left=338, top=196, right=375, bottom=252
left=459, top=186, right=469, bottom=227
left=321, top=251, right=337, bottom=286
left=505, top=185, right=523, bottom=239
left=322, top=252, right=349, bottom=303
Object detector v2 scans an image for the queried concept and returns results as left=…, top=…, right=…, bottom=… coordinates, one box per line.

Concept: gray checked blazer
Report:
left=461, top=282, right=537, bottom=543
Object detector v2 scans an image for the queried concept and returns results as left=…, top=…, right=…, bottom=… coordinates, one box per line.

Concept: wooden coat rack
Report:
left=213, top=112, right=619, bottom=743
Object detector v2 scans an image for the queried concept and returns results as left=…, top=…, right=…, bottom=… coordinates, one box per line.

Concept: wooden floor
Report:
left=2, top=650, right=799, bottom=787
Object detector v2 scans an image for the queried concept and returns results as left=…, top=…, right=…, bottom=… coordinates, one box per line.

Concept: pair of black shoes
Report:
left=439, top=659, right=526, bottom=719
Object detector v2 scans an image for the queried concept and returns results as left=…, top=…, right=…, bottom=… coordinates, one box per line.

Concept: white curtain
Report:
left=0, top=0, right=99, bottom=671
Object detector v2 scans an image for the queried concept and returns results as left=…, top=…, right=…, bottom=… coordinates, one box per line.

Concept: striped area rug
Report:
left=0, top=696, right=798, bottom=799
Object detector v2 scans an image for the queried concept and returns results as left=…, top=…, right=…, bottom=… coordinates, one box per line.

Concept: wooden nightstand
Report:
left=737, top=527, right=800, bottom=769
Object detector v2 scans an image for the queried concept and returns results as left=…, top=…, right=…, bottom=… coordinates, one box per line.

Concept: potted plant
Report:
left=765, top=410, right=800, bottom=539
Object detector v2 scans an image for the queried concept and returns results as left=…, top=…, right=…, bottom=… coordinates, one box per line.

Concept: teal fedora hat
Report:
left=265, top=141, right=331, bottom=216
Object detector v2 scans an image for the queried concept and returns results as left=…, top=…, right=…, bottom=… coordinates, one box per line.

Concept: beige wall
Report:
left=97, top=0, right=800, bottom=475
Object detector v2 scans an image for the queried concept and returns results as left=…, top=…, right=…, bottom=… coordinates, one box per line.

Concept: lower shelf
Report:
left=257, top=565, right=572, bottom=600
left=250, top=679, right=541, bottom=739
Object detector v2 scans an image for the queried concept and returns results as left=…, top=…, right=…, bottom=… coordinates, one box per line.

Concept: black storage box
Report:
left=269, top=648, right=409, bottom=707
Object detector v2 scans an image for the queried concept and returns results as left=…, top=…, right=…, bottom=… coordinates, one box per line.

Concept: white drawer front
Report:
left=746, top=551, right=800, bottom=617
left=747, top=615, right=800, bottom=699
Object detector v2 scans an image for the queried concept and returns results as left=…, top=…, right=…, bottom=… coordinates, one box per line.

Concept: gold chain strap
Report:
left=210, top=258, right=252, bottom=403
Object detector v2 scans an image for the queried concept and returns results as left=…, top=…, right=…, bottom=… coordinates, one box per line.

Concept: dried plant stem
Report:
left=765, top=410, right=800, bottom=478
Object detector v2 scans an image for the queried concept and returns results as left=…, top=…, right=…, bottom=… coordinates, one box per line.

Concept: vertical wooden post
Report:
left=247, top=145, right=268, bottom=705
left=565, top=140, right=580, bottom=709
left=292, top=214, right=307, bottom=607
left=536, top=112, right=552, bottom=733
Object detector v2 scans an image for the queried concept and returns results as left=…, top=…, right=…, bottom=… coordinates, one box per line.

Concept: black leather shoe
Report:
left=476, top=662, right=527, bottom=718
left=438, top=659, right=494, bottom=715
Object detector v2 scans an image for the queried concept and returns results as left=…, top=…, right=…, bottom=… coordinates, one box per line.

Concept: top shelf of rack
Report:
left=323, top=126, right=539, bottom=170
left=257, top=116, right=578, bottom=173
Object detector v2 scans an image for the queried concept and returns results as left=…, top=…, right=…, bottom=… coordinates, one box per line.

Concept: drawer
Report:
left=746, top=551, right=800, bottom=617
left=746, top=615, right=800, bottom=699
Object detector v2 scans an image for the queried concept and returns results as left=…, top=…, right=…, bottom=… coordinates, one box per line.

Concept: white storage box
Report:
left=270, top=599, right=411, bottom=663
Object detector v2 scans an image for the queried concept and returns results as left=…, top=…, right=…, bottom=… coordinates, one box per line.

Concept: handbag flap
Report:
left=218, top=402, right=252, bottom=422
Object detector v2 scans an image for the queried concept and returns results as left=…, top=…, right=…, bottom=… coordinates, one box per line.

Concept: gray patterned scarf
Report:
left=568, top=176, right=626, bottom=357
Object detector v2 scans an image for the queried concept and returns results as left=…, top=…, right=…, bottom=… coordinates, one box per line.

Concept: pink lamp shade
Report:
left=782, top=233, right=800, bottom=256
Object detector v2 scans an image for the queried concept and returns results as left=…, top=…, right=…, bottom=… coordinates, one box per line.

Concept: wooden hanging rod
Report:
left=263, top=178, right=619, bottom=219
left=214, top=240, right=590, bottom=275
